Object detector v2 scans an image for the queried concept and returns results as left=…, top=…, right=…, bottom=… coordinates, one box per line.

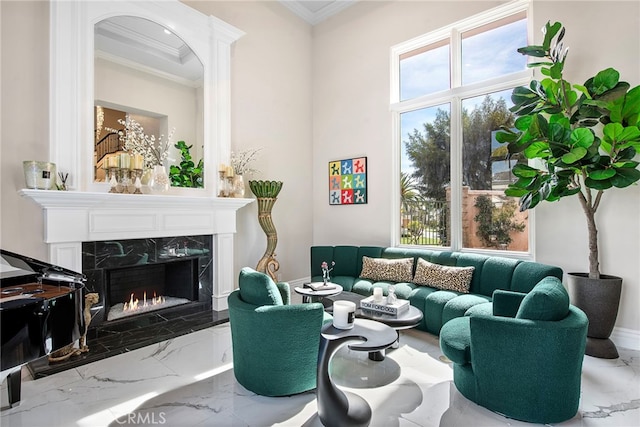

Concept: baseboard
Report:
left=611, top=326, right=640, bottom=351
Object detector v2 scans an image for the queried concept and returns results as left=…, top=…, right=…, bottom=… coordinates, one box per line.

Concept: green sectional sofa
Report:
left=310, top=245, right=563, bottom=335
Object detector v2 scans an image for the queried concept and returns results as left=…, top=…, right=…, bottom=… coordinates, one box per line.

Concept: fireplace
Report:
left=19, top=190, right=253, bottom=312
left=104, top=258, right=198, bottom=321
left=19, top=164, right=252, bottom=377
left=82, top=235, right=212, bottom=328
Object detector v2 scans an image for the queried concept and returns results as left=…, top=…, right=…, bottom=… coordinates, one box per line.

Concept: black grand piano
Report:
left=0, top=249, right=85, bottom=408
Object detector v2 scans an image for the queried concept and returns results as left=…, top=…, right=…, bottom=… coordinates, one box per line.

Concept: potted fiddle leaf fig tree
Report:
left=497, top=21, right=640, bottom=358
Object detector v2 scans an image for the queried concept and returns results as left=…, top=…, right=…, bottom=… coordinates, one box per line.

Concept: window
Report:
left=393, top=1, right=531, bottom=255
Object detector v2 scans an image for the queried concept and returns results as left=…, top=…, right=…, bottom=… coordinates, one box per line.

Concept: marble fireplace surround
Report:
left=19, top=189, right=253, bottom=311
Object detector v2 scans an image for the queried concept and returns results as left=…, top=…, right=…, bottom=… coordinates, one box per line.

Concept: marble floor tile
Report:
left=1, top=323, right=639, bottom=427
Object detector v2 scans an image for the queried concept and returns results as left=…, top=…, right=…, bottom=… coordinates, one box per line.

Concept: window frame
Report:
left=390, top=0, right=534, bottom=258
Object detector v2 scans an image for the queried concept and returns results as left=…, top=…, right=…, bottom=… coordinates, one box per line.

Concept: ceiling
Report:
left=279, top=0, right=356, bottom=25
left=94, top=2, right=356, bottom=82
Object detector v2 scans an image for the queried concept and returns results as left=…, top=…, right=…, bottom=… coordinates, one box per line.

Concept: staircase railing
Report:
left=95, top=132, right=123, bottom=163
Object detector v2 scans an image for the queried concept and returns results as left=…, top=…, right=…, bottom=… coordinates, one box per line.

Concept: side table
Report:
left=317, top=319, right=397, bottom=427
left=294, top=283, right=343, bottom=303
left=324, top=291, right=424, bottom=361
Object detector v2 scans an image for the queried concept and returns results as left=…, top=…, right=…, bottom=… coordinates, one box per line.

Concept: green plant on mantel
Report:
left=169, top=140, right=203, bottom=188
left=497, top=21, right=640, bottom=279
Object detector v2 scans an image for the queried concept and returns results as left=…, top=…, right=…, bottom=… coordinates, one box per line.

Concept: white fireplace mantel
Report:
left=19, top=189, right=254, bottom=310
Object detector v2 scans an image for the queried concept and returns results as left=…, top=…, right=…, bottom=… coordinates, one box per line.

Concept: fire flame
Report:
left=123, top=291, right=166, bottom=312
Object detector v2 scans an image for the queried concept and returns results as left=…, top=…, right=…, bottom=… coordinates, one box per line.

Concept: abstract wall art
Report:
left=328, top=157, right=367, bottom=205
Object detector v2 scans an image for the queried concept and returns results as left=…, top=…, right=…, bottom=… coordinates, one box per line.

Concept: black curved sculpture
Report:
left=317, top=319, right=397, bottom=427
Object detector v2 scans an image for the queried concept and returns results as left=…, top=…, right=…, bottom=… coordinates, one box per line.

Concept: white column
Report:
left=49, top=242, right=83, bottom=273
left=212, top=233, right=235, bottom=310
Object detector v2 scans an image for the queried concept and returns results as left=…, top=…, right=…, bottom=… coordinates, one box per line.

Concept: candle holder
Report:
left=226, top=176, right=234, bottom=197
left=108, top=168, right=119, bottom=193
left=118, top=168, right=131, bottom=193
left=132, top=169, right=143, bottom=194
left=218, top=171, right=229, bottom=197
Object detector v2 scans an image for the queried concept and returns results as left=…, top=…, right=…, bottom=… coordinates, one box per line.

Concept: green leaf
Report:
left=585, top=177, right=613, bottom=190
left=512, top=163, right=539, bottom=178
left=542, top=21, right=563, bottom=50
left=588, top=169, right=616, bottom=180
left=514, top=176, right=535, bottom=188
left=518, top=46, right=547, bottom=58
left=548, top=62, right=564, bottom=79
left=611, top=168, right=640, bottom=187
left=495, top=130, right=517, bottom=143
left=589, top=68, right=620, bottom=95
left=570, top=128, right=595, bottom=148
left=514, top=115, right=533, bottom=131
left=612, top=160, right=639, bottom=168
left=505, top=187, right=528, bottom=197
left=618, top=147, right=637, bottom=161
left=618, top=126, right=640, bottom=142
left=561, top=146, right=587, bottom=164
left=603, top=122, right=624, bottom=142
left=524, top=141, right=551, bottom=158
left=621, top=86, right=640, bottom=125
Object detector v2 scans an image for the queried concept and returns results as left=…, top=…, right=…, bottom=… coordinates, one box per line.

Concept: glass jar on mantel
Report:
left=232, top=175, right=245, bottom=198
left=149, top=164, right=170, bottom=193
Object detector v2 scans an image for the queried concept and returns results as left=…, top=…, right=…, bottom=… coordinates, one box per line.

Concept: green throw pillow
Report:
left=238, top=267, right=284, bottom=306
left=515, top=277, right=569, bottom=321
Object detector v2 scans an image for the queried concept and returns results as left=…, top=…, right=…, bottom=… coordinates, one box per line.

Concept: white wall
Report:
left=184, top=1, right=314, bottom=282
left=312, top=0, right=640, bottom=337
left=0, top=0, right=49, bottom=260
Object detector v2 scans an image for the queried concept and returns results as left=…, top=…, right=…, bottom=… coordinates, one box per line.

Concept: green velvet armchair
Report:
left=228, top=267, right=328, bottom=396
left=439, top=277, right=588, bottom=424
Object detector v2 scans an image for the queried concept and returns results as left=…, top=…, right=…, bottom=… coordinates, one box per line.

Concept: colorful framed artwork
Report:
left=329, top=157, right=367, bottom=205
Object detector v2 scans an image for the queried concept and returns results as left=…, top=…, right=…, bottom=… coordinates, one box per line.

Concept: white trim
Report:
left=95, top=50, right=203, bottom=88
left=278, top=1, right=356, bottom=25
left=19, top=189, right=253, bottom=311
left=611, top=326, right=640, bottom=352
left=49, top=0, right=244, bottom=196
left=391, top=0, right=533, bottom=257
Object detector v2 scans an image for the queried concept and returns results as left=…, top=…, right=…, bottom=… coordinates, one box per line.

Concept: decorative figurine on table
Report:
left=321, top=261, right=335, bottom=286
left=387, top=285, right=397, bottom=305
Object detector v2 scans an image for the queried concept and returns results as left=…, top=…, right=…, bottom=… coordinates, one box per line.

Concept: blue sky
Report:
left=399, top=18, right=527, bottom=175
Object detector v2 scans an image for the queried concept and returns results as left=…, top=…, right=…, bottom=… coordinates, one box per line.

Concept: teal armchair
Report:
left=439, top=277, right=588, bottom=424
left=228, top=267, right=328, bottom=396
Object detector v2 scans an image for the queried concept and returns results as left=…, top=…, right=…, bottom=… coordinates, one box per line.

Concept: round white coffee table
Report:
left=294, top=283, right=343, bottom=303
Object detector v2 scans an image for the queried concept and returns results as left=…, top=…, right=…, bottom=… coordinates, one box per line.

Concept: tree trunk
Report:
left=578, top=195, right=600, bottom=279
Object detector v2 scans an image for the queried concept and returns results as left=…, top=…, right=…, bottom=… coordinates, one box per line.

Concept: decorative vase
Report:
left=232, top=175, right=245, bottom=198
left=149, top=164, right=170, bottom=193
left=567, top=273, right=622, bottom=359
left=249, top=180, right=283, bottom=280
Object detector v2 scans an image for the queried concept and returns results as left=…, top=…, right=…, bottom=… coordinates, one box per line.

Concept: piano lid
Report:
left=0, top=249, right=85, bottom=287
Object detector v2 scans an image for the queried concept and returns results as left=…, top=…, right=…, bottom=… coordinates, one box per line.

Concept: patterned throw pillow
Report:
left=413, top=258, right=474, bottom=293
left=359, top=256, right=414, bottom=283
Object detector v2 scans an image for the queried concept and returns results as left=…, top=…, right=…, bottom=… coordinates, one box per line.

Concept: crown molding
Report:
left=279, top=1, right=356, bottom=25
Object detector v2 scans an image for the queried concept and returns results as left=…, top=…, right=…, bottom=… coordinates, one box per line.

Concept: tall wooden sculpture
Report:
left=249, top=180, right=283, bottom=280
